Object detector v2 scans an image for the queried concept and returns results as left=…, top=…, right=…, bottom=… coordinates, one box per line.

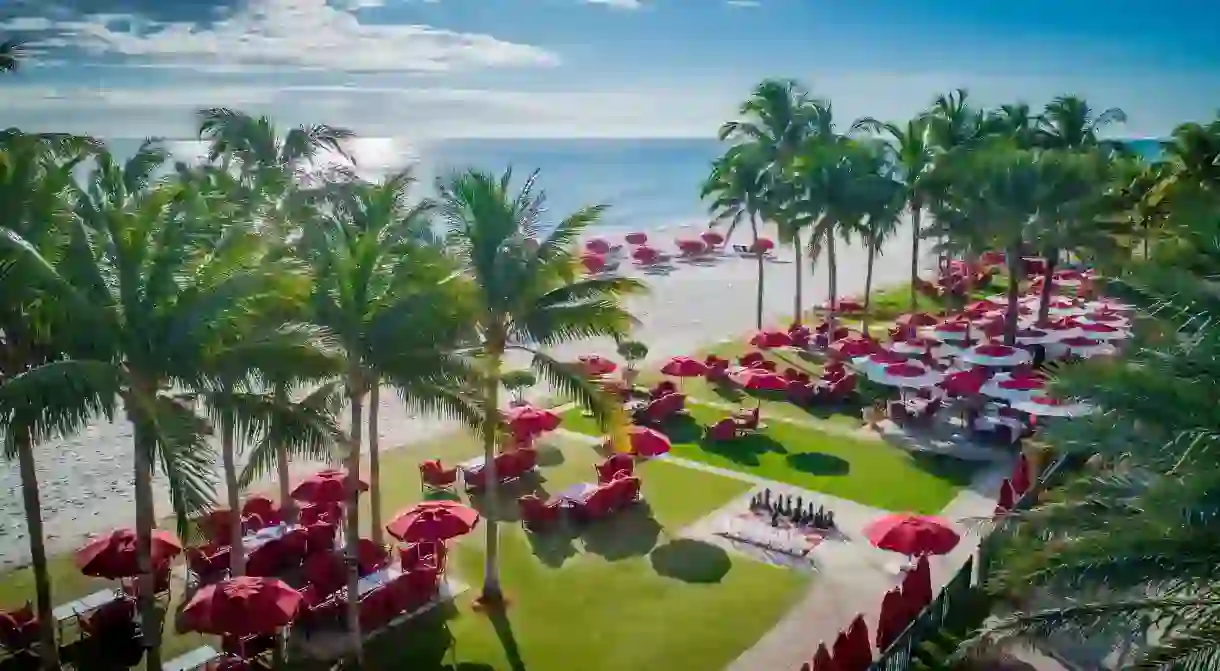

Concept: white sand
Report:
left=0, top=219, right=922, bottom=567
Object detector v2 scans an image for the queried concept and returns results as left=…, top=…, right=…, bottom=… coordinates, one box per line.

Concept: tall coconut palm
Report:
left=0, top=142, right=313, bottom=671
left=922, top=89, right=988, bottom=273
left=851, top=117, right=937, bottom=310
left=435, top=167, right=642, bottom=606
left=702, top=145, right=771, bottom=328
left=855, top=168, right=906, bottom=333
left=985, top=102, right=1041, bottom=149
left=0, top=130, right=97, bottom=671
left=297, top=168, right=479, bottom=660
left=1036, top=95, right=1127, bottom=151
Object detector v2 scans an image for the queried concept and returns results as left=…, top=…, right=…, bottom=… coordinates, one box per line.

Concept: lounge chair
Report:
left=357, top=538, right=390, bottom=577
left=304, top=521, right=338, bottom=554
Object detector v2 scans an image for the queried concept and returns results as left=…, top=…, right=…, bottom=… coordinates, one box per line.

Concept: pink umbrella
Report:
left=661, top=356, right=709, bottom=378
left=867, top=363, right=943, bottom=389
left=700, top=230, right=725, bottom=246
left=753, top=237, right=774, bottom=252
left=625, top=232, right=648, bottom=245
left=829, top=335, right=878, bottom=359
left=676, top=238, right=707, bottom=254
left=578, top=355, right=617, bottom=376
left=292, top=469, right=367, bottom=504
left=503, top=404, right=562, bottom=437
left=584, top=238, right=611, bottom=254
left=931, top=319, right=972, bottom=342
left=939, top=369, right=987, bottom=397
left=749, top=329, right=793, bottom=349
left=960, top=343, right=1032, bottom=367
left=981, top=373, right=1044, bottom=402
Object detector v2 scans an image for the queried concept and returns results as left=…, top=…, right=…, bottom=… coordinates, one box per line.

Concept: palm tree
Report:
left=702, top=145, right=770, bottom=328
left=297, top=168, right=479, bottom=660
left=0, top=142, right=312, bottom=671
left=985, top=102, right=1041, bottom=149
left=855, top=169, right=905, bottom=333
left=851, top=117, right=937, bottom=310
left=922, top=89, right=988, bottom=273
left=1036, top=95, right=1127, bottom=151
left=435, top=167, right=642, bottom=606
left=0, top=130, right=97, bottom=671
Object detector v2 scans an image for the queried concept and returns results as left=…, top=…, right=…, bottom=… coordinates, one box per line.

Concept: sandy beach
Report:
left=0, top=219, right=919, bottom=568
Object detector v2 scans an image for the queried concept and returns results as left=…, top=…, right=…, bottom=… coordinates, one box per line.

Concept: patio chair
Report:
left=304, top=521, right=338, bottom=555
left=357, top=539, right=390, bottom=577
left=298, top=501, right=341, bottom=526
left=186, top=545, right=229, bottom=586
left=122, top=560, right=172, bottom=599
left=302, top=551, right=346, bottom=599
left=706, top=418, right=738, bottom=442
left=650, top=380, right=677, bottom=399
left=0, top=604, right=38, bottom=657
left=400, top=568, right=441, bottom=612
left=610, top=475, right=642, bottom=509
left=596, top=454, right=634, bottom=484
left=734, top=407, right=761, bottom=432
left=518, top=495, right=562, bottom=530
left=80, top=597, right=136, bottom=641
left=418, top=459, right=459, bottom=493
left=200, top=511, right=236, bottom=547
left=786, top=380, right=815, bottom=406
left=358, top=588, right=394, bottom=633
left=464, top=467, right=488, bottom=493
left=241, top=496, right=281, bottom=527
left=516, top=447, right=539, bottom=473
left=222, top=633, right=276, bottom=661
left=244, top=540, right=284, bottom=578
left=739, top=351, right=765, bottom=368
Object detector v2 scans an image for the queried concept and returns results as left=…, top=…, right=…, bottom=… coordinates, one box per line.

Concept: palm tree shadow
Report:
left=786, top=452, right=850, bottom=475
left=489, top=609, right=528, bottom=671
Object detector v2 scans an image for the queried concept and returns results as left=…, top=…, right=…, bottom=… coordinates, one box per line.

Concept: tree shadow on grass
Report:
left=786, top=452, right=851, bottom=476
left=649, top=538, right=732, bottom=584
left=711, top=383, right=746, bottom=404
left=361, top=601, right=464, bottom=669
left=533, top=443, right=566, bottom=467
left=909, top=452, right=978, bottom=488
left=579, top=502, right=663, bottom=560
left=660, top=413, right=788, bottom=467
left=524, top=522, right=580, bottom=568
left=468, top=474, right=548, bottom=524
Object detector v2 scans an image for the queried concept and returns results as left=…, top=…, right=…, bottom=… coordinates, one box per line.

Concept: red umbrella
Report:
left=749, top=329, right=793, bottom=349
left=700, top=230, right=724, bottom=246
left=625, top=232, right=648, bottom=245
left=661, top=356, right=708, bottom=378
left=939, top=369, right=987, bottom=397
left=753, top=237, right=775, bottom=251
left=810, top=642, right=836, bottom=671
left=632, top=245, right=660, bottom=263
left=580, top=253, right=607, bottom=273
left=902, top=555, right=934, bottom=610
left=865, top=514, right=960, bottom=556
left=75, top=529, right=182, bottom=578
left=385, top=500, right=480, bottom=543
left=964, top=299, right=1003, bottom=314
left=578, top=354, right=617, bottom=376
left=627, top=426, right=670, bottom=457
left=828, top=335, right=877, bottom=359
left=729, top=368, right=789, bottom=391
left=292, top=469, right=367, bottom=504
left=896, top=312, right=938, bottom=328
left=876, top=586, right=907, bottom=651
left=994, top=478, right=1015, bottom=517
left=847, top=614, right=872, bottom=663
left=1012, top=454, right=1032, bottom=495
left=676, top=238, right=706, bottom=253
left=585, top=238, right=611, bottom=254
left=503, top=404, right=561, bottom=437
left=181, top=576, right=302, bottom=636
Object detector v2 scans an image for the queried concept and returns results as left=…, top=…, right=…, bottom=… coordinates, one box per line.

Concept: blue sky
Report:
left=2, top=0, right=1218, bottom=144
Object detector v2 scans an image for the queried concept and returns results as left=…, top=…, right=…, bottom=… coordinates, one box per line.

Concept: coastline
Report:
left=0, top=220, right=921, bottom=568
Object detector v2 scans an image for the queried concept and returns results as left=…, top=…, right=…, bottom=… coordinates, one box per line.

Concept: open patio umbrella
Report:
left=625, top=232, right=648, bottom=245
left=1012, top=455, right=1032, bottom=495
left=895, top=312, right=938, bottom=328
left=865, top=514, right=960, bottom=557
left=810, top=642, right=835, bottom=671
left=632, top=245, right=661, bottom=264
left=963, top=299, right=1003, bottom=315
left=291, top=469, right=367, bottom=504
left=958, top=343, right=1032, bottom=368
left=828, top=335, right=877, bottom=359
left=700, top=230, right=724, bottom=247
left=867, top=363, right=944, bottom=389
left=661, top=356, right=709, bottom=378
left=729, top=367, right=789, bottom=392
left=888, top=336, right=940, bottom=355
left=584, top=238, right=611, bottom=255
left=181, top=576, right=302, bottom=637
left=385, top=500, right=480, bottom=543
left=1076, top=322, right=1130, bottom=341
left=749, top=329, right=793, bottom=349
left=627, top=425, right=671, bottom=457
left=1013, top=327, right=1059, bottom=346
left=753, top=237, right=775, bottom=252
left=75, top=529, right=182, bottom=579
left=578, top=354, right=617, bottom=376
left=994, top=477, right=1016, bottom=516
left=676, top=238, right=707, bottom=255
left=876, top=587, right=908, bottom=651
left=930, top=319, right=972, bottom=342
left=903, top=555, right=934, bottom=609
left=504, top=404, right=561, bottom=438
left=1058, top=336, right=1115, bottom=359
left=980, top=373, right=1044, bottom=402
left=1011, top=395, right=1097, bottom=418
left=850, top=350, right=910, bottom=376
left=1081, top=310, right=1130, bottom=326
left=939, top=369, right=987, bottom=397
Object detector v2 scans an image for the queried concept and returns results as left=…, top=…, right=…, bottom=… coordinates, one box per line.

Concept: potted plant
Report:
left=616, top=339, right=649, bottom=388
left=501, top=369, right=538, bottom=407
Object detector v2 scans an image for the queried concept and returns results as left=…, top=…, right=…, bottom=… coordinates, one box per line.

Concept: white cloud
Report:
left=584, top=0, right=643, bottom=9
left=15, top=0, right=558, bottom=73
left=726, top=0, right=761, bottom=7
left=0, top=16, right=55, bottom=31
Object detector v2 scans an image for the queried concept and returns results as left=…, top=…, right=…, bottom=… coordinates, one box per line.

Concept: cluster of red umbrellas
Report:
left=75, top=529, right=183, bottom=579
left=750, top=329, right=793, bottom=349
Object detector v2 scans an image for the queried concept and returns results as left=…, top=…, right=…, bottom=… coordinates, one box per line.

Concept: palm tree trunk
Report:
left=221, top=415, right=245, bottom=576
left=793, top=228, right=803, bottom=326
left=1142, top=223, right=1150, bottom=259
left=14, top=429, right=59, bottom=671
left=826, top=231, right=839, bottom=338
left=274, top=386, right=295, bottom=526
left=1004, top=245, right=1022, bottom=346
left=480, top=334, right=505, bottom=606
left=131, top=418, right=161, bottom=671
left=862, top=242, right=876, bottom=334
left=368, top=384, right=382, bottom=546
left=1037, top=250, right=1059, bottom=324
left=344, top=376, right=365, bottom=667
left=751, top=215, right=764, bottom=330
left=909, top=204, right=922, bottom=310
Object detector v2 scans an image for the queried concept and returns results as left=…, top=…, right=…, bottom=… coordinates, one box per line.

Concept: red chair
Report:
left=418, top=459, right=459, bottom=493
left=650, top=380, right=677, bottom=399
left=305, top=522, right=337, bottom=554
left=241, top=496, right=281, bottom=526
left=245, top=540, right=284, bottom=578
left=357, top=539, right=389, bottom=577
left=735, top=407, right=760, bottom=431
left=580, top=487, right=616, bottom=522
left=0, top=603, right=38, bottom=655
left=187, top=544, right=229, bottom=585
left=358, top=588, right=392, bottom=633
left=516, top=447, right=539, bottom=473
left=739, top=352, right=765, bottom=368
left=302, top=551, right=346, bottom=598
left=464, top=467, right=488, bottom=492
left=758, top=360, right=778, bottom=372
left=518, top=495, right=561, bottom=530
left=298, top=502, right=340, bottom=526
left=596, top=454, right=634, bottom=484
left=402, top=568, right=441, bottom=611
left=706, top=418, right=738, bottom=441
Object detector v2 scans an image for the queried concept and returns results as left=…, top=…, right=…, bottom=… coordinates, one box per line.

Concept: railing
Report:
left=869, top=455, right=1071, bottom=671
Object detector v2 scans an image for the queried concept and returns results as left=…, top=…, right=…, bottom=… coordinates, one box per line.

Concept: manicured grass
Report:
left=1, top=430, right=807, bottom=671
left=560, top=404, right=977, bottom=514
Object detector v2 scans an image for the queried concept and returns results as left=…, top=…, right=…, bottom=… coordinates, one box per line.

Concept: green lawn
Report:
left=1, top=430, right=807, bottom=671
left=560, top=404, right=977, bottom=514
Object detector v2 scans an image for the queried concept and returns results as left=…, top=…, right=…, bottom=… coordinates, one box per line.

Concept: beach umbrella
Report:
left=895, top=312, right=938, bottom=328
left=1011, top=395, right=1097, bottom=418
left=661, top=356, right=709, bottom=378
left=958, top=343, right=1032, bottom=368
left=1076, top=322, right=1130, bottom=341
left=1058, top=336, right=1115, bottom=358
left=291, top=469, right=367, bottom=504
left=753, top=237, right=775, bottom=251
left=749, top=329, right=793, bottom=349
left=625, top=231, right=648, bottom=245
left=851, top=350, right=910, bottom=375
left=700, top=230, right=724, bottom=246
left=865, top=514, right=960, bottom=557
left=903, top=555, right=934, bottom=609
left=729, top=367, right=789, bottom=392
left=1013, top=327, right=1059, bottom=346
left=980, top=373, right=1044, bottom=402
left=503, top=404, right=561, bottom=438
left=579, top=253, right=607, bottom=274
left=994, top=478, right=1016, bottom=517
left=867, top=363, right=943, bottom=389
left=627, top=425, right=671, bottom=457
left=1081, top=310, right=1130, bottom=326
left=828, top=335, right=877, bottom=359
left=584, top=238, right=611, bottom=254
left=888, top=336, right=940, bottom=355
left=577, top=354, right=617, bottom=376
left=676, top=237, right=707, bottom=254
left=181, top=576, right=302, bottom=637
left=75, top=529, right=182, bottom=579
left=930, top=319, right=972, bottom=342
left=1012, top=455, right=1032, bottom=495
left=847, top=614, right=873, bottom=665
left=832, top=631, right=856, bottom=671
left=876, top=587, right=907, bottom=651
left=385, top=500, right=480, bottom=543
left=810, top=642, right=836, bottom=671
left=939, top=369, right=987, bottom=397
left=632, top=245, right=660, bottom=264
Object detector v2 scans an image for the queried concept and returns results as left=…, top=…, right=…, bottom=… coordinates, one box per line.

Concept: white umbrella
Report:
left=958, top=343, right=1033, bottom=367
left=866, top=363, right=944, bottom=389
left=1075, top=323, right=1131, bottom=341
left=1014, top=327, right=1060, bottom=346
left=928, top=321, right=972, bottom=342
left=1079, top=311, right=1131, bottom=328
left=888, top=337, right=942, bottom=355
left=1085, top=299, right=1134, bottom=314
left=980, top=373, right=1045, bottom=402
left=1010, top=395, right=1096, bottom=417
left=1057, top=337, right=1117, bottom=359
left=852, top=352, right=918, bottom=377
